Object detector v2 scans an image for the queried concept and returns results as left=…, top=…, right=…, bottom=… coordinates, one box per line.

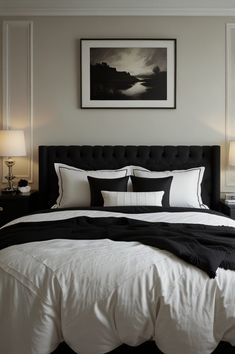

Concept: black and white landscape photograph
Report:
left=81, top=39, right=176, bottom=108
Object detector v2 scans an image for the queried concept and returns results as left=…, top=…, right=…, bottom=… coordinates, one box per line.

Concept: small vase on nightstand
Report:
left=18, top=179, right=31, bottom=194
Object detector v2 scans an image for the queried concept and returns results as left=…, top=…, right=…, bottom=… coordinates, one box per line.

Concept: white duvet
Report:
left=1, top=210, right=235, bottom=354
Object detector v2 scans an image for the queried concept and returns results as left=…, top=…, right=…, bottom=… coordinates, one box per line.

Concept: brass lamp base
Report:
left=3, top=158, right=16, bottom=192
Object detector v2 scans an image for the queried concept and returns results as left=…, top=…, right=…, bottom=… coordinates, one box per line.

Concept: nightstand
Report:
left=0, top=190, right=39, bottom=226
left=220, top=200, right=235, bottom=219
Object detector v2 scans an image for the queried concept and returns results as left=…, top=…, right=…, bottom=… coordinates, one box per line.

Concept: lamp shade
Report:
left=0, top=130, right=26, bottom=157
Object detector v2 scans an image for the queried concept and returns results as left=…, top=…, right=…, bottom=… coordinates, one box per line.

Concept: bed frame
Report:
left=38, top=145, right=233, bottom=354
left=39, top=145, right=220, bottom=210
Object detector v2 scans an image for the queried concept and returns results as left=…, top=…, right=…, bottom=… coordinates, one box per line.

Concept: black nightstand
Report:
left=0, top=190, right=39, bottom=226
left=220, top=200, right=235, bottom=219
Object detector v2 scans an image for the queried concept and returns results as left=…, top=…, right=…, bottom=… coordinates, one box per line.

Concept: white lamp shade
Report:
left=0, top=130, right=26, bottom=157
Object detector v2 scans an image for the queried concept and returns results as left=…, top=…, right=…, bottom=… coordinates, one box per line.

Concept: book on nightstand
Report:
left=225, top=193, right=235, bottom=205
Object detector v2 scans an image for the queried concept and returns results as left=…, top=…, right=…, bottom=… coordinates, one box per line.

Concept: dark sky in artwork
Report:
left=90, top=47, right=167, bottom=76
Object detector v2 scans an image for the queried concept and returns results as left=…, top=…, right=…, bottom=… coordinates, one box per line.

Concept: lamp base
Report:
left=4, top=158, right=16, bottom=192
left=1, top=187, right=17, bottom=194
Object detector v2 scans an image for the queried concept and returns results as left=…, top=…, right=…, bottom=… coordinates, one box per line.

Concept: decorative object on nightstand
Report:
left=18, top=179, right=31, bottom=193
left=224, top=193, right=235, bottom=205
left=0, top=130, right=26, bottom=192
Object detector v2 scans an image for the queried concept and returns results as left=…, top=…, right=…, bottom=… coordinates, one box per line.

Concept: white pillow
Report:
left=102, top=190, right=164, bottom=207
left=54, top=163, right=127, bottom=208
left=134, top=167, right=207, bottom=209
left=124, top=165, right=148, bottom=175
left=124, top=165, right=148, bottom=191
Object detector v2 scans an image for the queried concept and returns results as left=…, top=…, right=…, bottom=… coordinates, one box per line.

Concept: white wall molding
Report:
left=1, top=6, right=235, bottom=16
left=2, top=20, right=33, bottom=183
left=225, top=23, right=235, bottom=190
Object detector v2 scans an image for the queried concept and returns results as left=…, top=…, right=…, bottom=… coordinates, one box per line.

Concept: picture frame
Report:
left=80, top=39, right=176, bottom=109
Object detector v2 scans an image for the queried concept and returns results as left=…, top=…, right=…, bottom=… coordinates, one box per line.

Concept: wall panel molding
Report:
left=225, top=23, right=235, bottom=190
left=1, top=7, right=235, bottom=16
left=2, top=20, right=33, bottom=183
left=1, top=0, right=235, bottom=16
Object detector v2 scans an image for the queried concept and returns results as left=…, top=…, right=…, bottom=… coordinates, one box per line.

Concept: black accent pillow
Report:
left=88, top=176, right=129, bottom=206
left=131, top=175, right=173, bottom=207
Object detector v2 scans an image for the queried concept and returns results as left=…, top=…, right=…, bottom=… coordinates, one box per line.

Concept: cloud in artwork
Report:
left=90, top=47, right=167, bottom=76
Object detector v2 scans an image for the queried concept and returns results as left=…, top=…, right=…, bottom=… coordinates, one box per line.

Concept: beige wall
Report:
left=0, top=16, right=234, bottom=188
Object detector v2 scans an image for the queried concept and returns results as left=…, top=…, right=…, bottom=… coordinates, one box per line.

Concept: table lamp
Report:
left=0, top=130, right=26, bottom=192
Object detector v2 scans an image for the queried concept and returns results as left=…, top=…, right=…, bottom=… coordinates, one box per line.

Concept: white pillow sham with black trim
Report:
left=54, top=164, right=147, bottom=208
left=54, top=163, right=128, bottom=208
left=134, top=167, right=208, bottom=209
left=102, top=190, right=164, bottom=207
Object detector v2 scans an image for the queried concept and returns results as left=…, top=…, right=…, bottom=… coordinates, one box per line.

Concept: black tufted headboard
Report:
left=39, top=145, right=220, bottom=210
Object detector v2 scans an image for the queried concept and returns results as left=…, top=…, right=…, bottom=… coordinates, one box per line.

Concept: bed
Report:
left=1, top=145, right=235, bottom=354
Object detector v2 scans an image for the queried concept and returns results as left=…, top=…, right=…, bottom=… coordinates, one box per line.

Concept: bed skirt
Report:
left=51, top=340, right=235, bottom=354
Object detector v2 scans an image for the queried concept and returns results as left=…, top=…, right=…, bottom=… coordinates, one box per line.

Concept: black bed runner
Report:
left=1, top=216, right=235, bottom=278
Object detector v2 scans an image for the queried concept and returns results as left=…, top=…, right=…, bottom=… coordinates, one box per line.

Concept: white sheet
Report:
left=1, top=210, right=235, bottom=354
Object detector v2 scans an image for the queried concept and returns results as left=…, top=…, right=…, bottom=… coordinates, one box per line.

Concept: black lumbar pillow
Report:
left=131, top=175, right=173, bottom=207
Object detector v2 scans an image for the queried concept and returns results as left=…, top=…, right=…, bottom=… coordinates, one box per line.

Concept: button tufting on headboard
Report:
left=39, top=145, right=220, bottom=210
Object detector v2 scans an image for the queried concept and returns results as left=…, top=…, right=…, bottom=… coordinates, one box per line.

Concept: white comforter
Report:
left=1, top=210, right=235, bottom=354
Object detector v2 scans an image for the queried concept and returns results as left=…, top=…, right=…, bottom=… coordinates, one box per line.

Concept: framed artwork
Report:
left=80, top=39, right=176, bottom=109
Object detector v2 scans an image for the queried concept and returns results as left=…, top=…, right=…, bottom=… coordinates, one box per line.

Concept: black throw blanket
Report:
left=1, top=215, right=235, bottom=278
